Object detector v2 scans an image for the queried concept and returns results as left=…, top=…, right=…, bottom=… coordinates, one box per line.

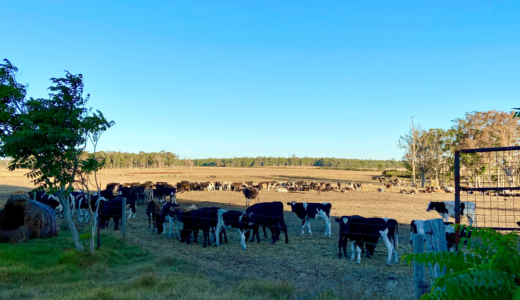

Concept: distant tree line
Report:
left=92, top=151, right=403, bottom=170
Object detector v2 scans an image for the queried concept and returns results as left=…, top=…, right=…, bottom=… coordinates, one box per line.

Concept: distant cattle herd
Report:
left=21, top=179, right=486, bottom=265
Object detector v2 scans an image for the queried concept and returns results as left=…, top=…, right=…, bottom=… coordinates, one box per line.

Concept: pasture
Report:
left=0, top=166, right=467, bottom=299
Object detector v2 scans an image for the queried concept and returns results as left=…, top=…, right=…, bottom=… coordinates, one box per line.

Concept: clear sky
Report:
left=2, top=1, right=519, bottom=160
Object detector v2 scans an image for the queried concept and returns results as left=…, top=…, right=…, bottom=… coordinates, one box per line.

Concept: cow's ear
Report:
left=335, top=218, right=342, bottom=223
left=286, top=202, right=291, bottom=206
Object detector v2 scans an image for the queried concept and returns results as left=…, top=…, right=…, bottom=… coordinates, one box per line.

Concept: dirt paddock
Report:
left=0, top=167, right=472, bottom=299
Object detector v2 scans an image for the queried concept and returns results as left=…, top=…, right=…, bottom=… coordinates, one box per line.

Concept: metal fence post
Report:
left=122, top=197, right=126, bottom=237
left=454, top=151, right=461, bottom=251
left=414, top=234, right=426, bottom=299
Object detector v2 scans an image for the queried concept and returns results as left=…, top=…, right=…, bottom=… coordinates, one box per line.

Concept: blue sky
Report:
left=2, top=1, right=519, bottom=160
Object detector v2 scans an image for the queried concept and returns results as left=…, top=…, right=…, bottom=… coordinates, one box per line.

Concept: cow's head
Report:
left=335, top=216, right=351, bottom=233
left=426, top=201, right=437, bottom=212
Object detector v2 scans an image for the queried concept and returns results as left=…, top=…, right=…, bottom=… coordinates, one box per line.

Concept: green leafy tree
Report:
left=404, top=226, right=520, bottom=299
left=0, top=59, right=114, bottom=251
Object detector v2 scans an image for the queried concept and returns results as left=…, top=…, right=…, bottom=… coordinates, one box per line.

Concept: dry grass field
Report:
left=0, top=166, right=481, bottom=299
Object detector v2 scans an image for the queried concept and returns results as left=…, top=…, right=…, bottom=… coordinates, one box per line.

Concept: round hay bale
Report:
left=0, top=194, right=59, bottom=244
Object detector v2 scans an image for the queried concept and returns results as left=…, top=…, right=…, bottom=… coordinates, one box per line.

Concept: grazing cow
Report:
left=161, top=201, right=180, bottom=238
left=335, top=215, right=365, bottom=259
left=377, top=188, right=385, bottom=193
left=231, top=182, right=242, bottom=192
left=155, top=184, right=177, bottom=204
left=259, top=182, right=268, bottom=191
left=146, top=200, right=162, bottom=232
left=179, top=207, right=220, bottom=248
left=215, top=209, right=244, bottom=246
left=242, top=186, right=260, bottom=207
left=238, top=202, right=288, bottom=250
left=215, top=181, right=223, bottom=191
left=276, top=187, right=288, bottom=193
left=178, top=183, right=191, bottom=193
left=286, top=202, right=332, bottom=237
left=399, top=189, right=407, bottom=194
left=410, top=189, right=417, bottom=194
left=335, top=216, right=399, bottom=265
left=207, top=182, right=215, bottom=192
left=426, top=201, right=476, bottom=226
left=100, top=196, right=124, bottom=230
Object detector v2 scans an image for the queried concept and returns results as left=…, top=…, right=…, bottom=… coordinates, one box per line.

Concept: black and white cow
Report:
left=215, top=209, right=243, bottom=246
left=39, top=193, right=63, bottom=216
left=72, top=191, right=90, bottom=223
left=155, top=184, right=177, bottom=204
left=179, top=208, right=220, bottom=248
left=119, top=187, right=139, bottom=219
left=286, top=202, right=332, bottom=237
left=335, top=216, right=399, bottom=265
left=426, top=201, right=476, bottom=226
left=335, top=215, right=365, bottom=259
left=238, top=202, right=288, bottom=250
left=410, top=220, right=471, bottom=251
left=161, top=201, right=180, bottom=238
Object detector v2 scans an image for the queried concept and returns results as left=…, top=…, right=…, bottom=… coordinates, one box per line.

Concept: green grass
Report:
left=0, top=226, right=307, bottom=300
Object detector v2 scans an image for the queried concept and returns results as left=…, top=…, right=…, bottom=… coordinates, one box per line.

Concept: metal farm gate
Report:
left=455, top=146, right=520, bottom=242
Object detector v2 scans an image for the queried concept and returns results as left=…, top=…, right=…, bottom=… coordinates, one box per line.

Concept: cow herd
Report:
left=24, top=181, right=481, bottom=266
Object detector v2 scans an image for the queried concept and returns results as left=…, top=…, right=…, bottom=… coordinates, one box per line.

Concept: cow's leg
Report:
left=381, top=230, right=393, bottom=265
left=301, top=219, right=306, bottom=236
left=307, top=218, right=312, bottom=236
left=215, top=221, right=223, bottom=246
left=223, top=228, right=228, bottom=243
left=338, top=234, right=343, bottom=258
left=350, top=243, right=355, bottom=262
left=356, top=244, right=362, bottom=264
left=443, top=213, right=449, bottom=223
left=168, top=217, right=174, bottom=238
left=148, top=214, right=151, bottom=231
left=392, top=237, right=399, bottom=264
left=342, top=238, right=348, bottom=258
left=262, top=226, right=268, bottom=238
left=239, top=229, right=247, bottom=250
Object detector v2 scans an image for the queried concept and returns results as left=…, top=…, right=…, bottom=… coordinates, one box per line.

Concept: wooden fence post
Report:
left=122, top=197, right=126, bottom=237
left=423, top=219, right=448, bottom=286
left=414, top=234, right=426, bottom=299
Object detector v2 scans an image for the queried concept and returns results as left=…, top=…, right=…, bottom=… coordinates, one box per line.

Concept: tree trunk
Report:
left=412, top=157, right=416, bottom=185
left=59, top=194, right=84, bottom=251
left=421, top=170, right=426, bottom=188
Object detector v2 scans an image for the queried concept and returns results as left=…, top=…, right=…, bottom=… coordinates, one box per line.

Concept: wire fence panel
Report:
left=455, top=146, right=520, bottom=231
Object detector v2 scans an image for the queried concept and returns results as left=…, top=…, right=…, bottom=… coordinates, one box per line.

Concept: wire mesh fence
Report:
left=456, top=146, right=520, bottom=231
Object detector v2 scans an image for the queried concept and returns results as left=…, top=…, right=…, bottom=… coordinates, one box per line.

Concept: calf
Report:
left=39, top=193, right=63, bottom=216
left=335, top=216, right=399, bottom=265
left=72, top=192, right=90, bottom=223
left=161, top=201, right=181, bottom=238
left=179, top=208, right=219, bottom=248
left=426, top=201, right=476, bottom=226
left=286, top=202, right=332, bottom=237
left=100, top=196, right=124, bottom=230
left=215, top=209, right=243, bottom=246
left=119, top=187, right=139, bottom=219
left=335, top=215, right=365, bottom=259
left=242, top=186, right=260, bottom=207
left=238, top=202, right=288, bottom=250
left=145, top=200, right=162, bottom=232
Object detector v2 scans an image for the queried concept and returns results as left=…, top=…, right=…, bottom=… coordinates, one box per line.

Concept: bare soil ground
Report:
left=0, top=166, right=473, bottom=299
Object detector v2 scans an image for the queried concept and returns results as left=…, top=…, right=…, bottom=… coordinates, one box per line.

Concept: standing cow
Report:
left=286, top=202, right=332, bottom=237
